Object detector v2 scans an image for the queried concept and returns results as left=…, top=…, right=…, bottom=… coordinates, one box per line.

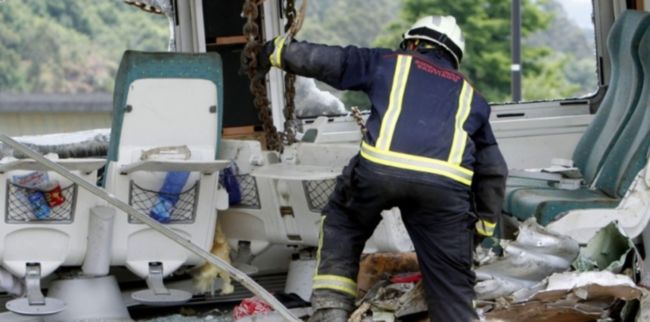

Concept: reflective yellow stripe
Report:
left=312, top=284, right=358, bottom=297
left=476, top=219, right=496, bottom=237
left=313, top=275, right=358, bottom=297
left=312, top=218, right=358, bottom=297
left=314, top=275, right=357, bottom=287
left=448, top=81, right=474, bottom=165
left=315, top=216, right=326, bottom=274
left=375, top=55, right=413, bottom=150
left=360, top=142, right=473, bottom=186
left=270, top=36, right=287, bottom=68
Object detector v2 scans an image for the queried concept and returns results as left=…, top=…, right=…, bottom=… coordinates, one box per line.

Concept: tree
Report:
left=526, top=0, right=598, bottom=98
left=300, top=0, right=401, bottom=47
left=374, top=0, right=553, bottom=102
left=0, top=1, right=168, bottom=94
left=523, top=53, right=581, bottom=100
left=299, top=0, right=401, bottom=109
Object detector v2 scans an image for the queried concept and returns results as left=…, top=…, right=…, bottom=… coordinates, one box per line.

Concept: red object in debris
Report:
left=232, top=297, right=273, bottom=321
left=390, top=272, right=422, bottom=284
left=43, top=184, right=65, bottom=207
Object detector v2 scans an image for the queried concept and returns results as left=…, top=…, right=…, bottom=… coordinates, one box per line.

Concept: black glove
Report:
left=473, top=232, right=486, bottom=249
left=474, top=219, right=496, bottom=248
left=256, top=40, right=274, bottom=75
left=256, top=35, right=288, bottom=75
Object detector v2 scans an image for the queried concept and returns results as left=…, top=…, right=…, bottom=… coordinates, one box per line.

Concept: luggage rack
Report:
left=302, top=179, right=336, bottom=212
left=5, top=181, right=77, bottom=224
left=218, top=173, right=261, bottom=209
left=128, top=180, right=199, bottom=224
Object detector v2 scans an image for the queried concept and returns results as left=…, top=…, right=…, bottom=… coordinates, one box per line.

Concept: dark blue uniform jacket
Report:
left=276, top=41, right=508, bottom=227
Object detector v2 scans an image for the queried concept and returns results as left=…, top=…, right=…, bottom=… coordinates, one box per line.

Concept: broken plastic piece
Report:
left=573, top=222, right=639, bottom=273
left=232, top=297, right=272, bottom=321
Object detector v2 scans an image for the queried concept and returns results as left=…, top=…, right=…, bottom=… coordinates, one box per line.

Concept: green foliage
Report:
left=1, top=0, right=597, bottom=104
left=299, top=0, right=598, bottom=107
left=0, top=0, right=168, bottom=93
left=374, top=0, right=554, bottom=102
left=526, top=0, right=598, bottom=98
left=374, top=0, right=598, bottom=102
left=300, top=0, right=401, bottom=47
left=299, top=0, right=402, bottom=109
left=523, top=53, right=581, bottom=100
left=342, top=91, right=371, bottom=110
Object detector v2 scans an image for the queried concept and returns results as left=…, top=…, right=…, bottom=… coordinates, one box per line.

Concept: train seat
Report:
left=0, top=156, right=104, bottom=313
left=506, top=12, right=650, bottom=225
left=102, top=51, right=229, bottom=304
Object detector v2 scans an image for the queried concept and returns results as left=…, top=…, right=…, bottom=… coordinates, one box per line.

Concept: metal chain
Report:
left=241, top=0, right=307, bottom=151
left=351, top=106, right=367, bottom=136
left=282, top=0, right=298, bottom=145
left=242, top=0, right=282, bottom=151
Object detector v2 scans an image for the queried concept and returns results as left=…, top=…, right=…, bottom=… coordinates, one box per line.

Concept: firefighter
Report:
left=258, top=15, right=508, bottom=322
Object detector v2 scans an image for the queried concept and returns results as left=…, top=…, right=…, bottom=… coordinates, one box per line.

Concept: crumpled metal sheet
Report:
left=350, top=280, right=423, bottom=322
left=512, top=271, right=640, bottom=303
left=0, top=129, right=110, bottom=159
left=475, top=218, right=580, bottom=300
left=573, top=222, right=639, bottom=274
left=486, top=271, right=643, bottom=322
left=123, top=0, right=171, bottom=15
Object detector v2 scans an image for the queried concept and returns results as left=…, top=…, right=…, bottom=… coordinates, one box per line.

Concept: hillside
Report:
left=0, top=1, right=168, bottom=94
left=0, top=0, right=597, bottom=102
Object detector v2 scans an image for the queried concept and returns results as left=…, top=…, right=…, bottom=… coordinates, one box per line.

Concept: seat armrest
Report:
left=540, top=166, right=582, bottom=179
left=251, top=164, right=341, bottom=181
left=550, top=158, right=574, bottom=167
left=508, top=169, right=582, bottom=190
left=119, top=160, right=230, bottom=175
left=0, top=158, right=106, bottom=174
left=508, top=169, right=564, bottom=181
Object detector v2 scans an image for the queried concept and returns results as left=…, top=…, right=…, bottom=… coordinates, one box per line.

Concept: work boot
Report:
left=308, top=308, right=349, bottom=322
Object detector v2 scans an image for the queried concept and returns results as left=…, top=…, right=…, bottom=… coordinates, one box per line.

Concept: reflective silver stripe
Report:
left=315, top=216, right=326, bottom=274
left=376, top=55, right=413, bottom=150
left=313, top=275, right=357, bottom=297
left=448, top=81, right=474, bottom=165
left=360, top=142, right=473, bottom=186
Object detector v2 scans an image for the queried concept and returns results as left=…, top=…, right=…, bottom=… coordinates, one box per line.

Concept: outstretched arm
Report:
left=471, top=102, right=508, bottom=238
left=264, top=37, right=383, bottom=92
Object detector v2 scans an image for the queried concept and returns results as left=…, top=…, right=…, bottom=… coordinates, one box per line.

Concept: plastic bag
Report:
left=232, top=297, right=272, bottom=321
left=222, top=165, right=241, bottom=205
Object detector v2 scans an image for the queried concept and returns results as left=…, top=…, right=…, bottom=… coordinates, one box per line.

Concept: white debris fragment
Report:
left=544, top=271, right=636, bottom=291
left=1, top=129, right=110, bottom=158
left=295, top=77, right=346, bottom=117
left=14, top=129, right=110, bottom=146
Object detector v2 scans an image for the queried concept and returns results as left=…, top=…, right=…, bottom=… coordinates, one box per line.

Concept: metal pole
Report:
left=511, top=0, right=522, bottom=102
left=0, top=134, right=300, bottom=322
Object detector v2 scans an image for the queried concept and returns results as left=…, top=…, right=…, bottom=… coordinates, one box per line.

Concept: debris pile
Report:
left=475, top=218, right=580, bottom=300
left=341, top=219, right=646, bottom=322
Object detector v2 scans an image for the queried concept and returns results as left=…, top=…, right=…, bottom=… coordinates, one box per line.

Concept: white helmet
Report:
left=403, top=16, right=465, bottom=67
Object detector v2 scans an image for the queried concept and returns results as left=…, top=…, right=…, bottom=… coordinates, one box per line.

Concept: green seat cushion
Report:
left=506, top=187, right=619, bottom=225
left=503, top=176, right=555, bottom=213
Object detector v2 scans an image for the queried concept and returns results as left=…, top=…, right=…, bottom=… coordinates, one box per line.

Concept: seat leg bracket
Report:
left=131, top=262, right=192, bottom=306
left=5, top=263, right=66, bottom=316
